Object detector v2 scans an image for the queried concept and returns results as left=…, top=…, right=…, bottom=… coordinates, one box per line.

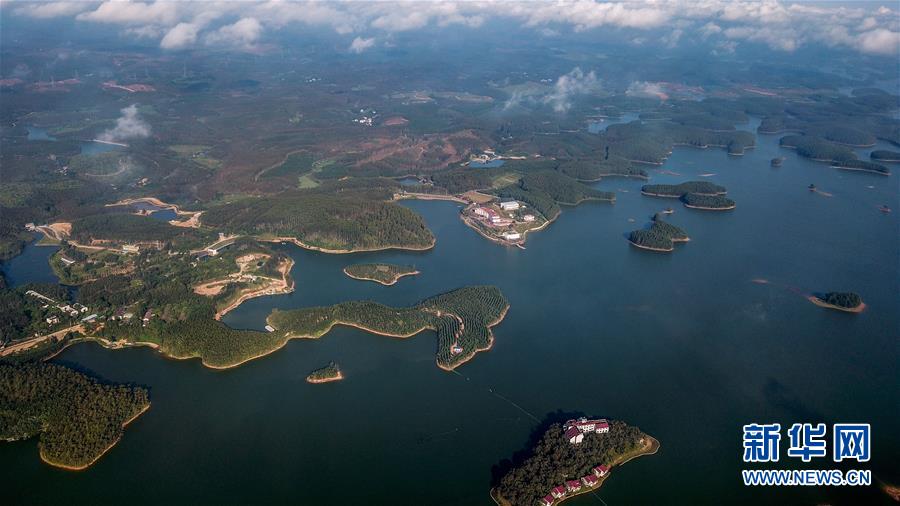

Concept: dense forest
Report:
left=306, top=361, right=342, bottom=382
left=816, top=292, right=863, bottom=309
left=343, top=263, right=419, bottom=285
left=269, top=286, right=509, bottom=370
left=495, top=420, right=647, bottom=506
left=0, top=362, right=150, bottom=469
left=681, top=193, right=736, bottom=210
left=0, top=283, right=72, bottom=344
left=201, top=186, right=435, bottom=252
left=641, top=181, right=726, bottom=197
left=831, top=160, right=891, bottom=175
left=779, top=135, right=856, bottom=162
left=628, top=215, right=689, bottom=252
left=70, top=212, right=213, bottom=249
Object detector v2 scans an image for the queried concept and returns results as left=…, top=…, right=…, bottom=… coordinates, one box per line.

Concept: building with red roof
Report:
left=593, top=464, right=610, bottom=477
left=551, top=486, right=567, bottom=498
left=566, top=480, right=582, bottom=492
left=565, top=426, right=584, bottom=444
left=539, top=495, right=554, bottom=506
left=581, top=474, right=599, bottom=487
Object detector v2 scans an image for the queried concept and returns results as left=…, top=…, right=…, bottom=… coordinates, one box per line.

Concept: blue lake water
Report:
left=25, top=126, right=57, bottom=141
left=588, top=112, right=641, bottom=133
left=469, top=159, right=505, bottom=168
left=1, top=122, right=897, bottom=505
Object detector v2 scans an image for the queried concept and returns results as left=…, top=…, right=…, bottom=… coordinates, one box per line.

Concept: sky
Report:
left=3, top=0, right=899, bottom=57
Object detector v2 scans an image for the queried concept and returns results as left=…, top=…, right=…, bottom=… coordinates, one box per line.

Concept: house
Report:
left=502, top=231, right=521, bottom=241
left=46, top=316, right=60, bottom=325
left=122, top=312, right=134, bottom=320
left=581, top=474, right=599, bottom=487
left=565, top=480, right=582, bottom=492
left=499, top=199, right=520, bottom=211
left=72, top=303, right=89, bottom=313
left=593, top=465, right=610, bottom=477
left=596, top=420, right=610, bottom=433
left=539, top=495, right=554, bottom=506
left=565, top=418, right=609, bottom=434
left=59, top=256, right=76, bottom=266
left=491, top=216, right=513, bottom=227
left=81, top=313, right=98, bottom=323
left=473, top=207, right=491, bottom=218
left=142, top=310, right=153, bottom=327
left=565, top=426, right=584, bottom=444
left=122, top=244, right=140, bottom=254
left=523, top=214, right=536, bottom=222
left=550, top=486, right=567, bottom=499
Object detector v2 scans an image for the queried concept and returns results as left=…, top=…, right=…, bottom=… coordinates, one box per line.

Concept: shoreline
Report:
left=38, top=402, right=150, bottom=471
left=683, top=203, right=736, bottom=211
left=436, top=303, right=509, bottom=372
left=394, top=192, right=468, bottom=204
left=260, top=235, right=435, bottom=255
left=306, top=371, right=344, bottom=384
left=492, top=434, right=660, bottom=506
left=627, top=239, right=673, bottom=252
left=832, top=165, right=891, bottom=176
left=343, top=268, right=420, bottom=286
left=808, top=296, right=866, bottom=313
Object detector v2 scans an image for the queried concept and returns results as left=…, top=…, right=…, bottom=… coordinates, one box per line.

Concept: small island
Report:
left=808, top=292, right=866, bottom=313
left=306, top=361, right=344, bottom=383
left=343, top=263, right=419, bottom=285
left=682, top=192, right=736, bottom=210
left=492, top=417, right=659, bottom=506
left=831, top=159, right=891, bottom=175
left=871, top=150, right=900, bottom=163
left=628, top=214, right=690, bottom=252
left=641, top=181, right=727, bottom=198
left=0, top=363, right=150, bottom=470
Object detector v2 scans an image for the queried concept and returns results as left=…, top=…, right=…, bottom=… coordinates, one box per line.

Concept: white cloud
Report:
left=205, top=17, right=262, bottom=50
left=348, top=36, right=376, bottom=54
left=160, top=22, right=202, bottom=50
left=626, top=81, right=667, bottom=100
left=14, top=1, right=93, bottom=19
left=8, top=1, right=899, bottom=57
left=99, top=104, right=151, bottom=143
left=544, top=67, right=601, bottom=113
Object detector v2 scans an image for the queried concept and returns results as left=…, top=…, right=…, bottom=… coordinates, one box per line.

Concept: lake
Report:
left=1, top=122, right=897, bottom=505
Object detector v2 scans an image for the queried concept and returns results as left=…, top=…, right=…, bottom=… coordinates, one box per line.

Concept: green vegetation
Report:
left=815, top=292, right=863, bottom=310
left=682, top=193, right=736, bottom=210
left=628, top=216, right=689, bottom=252
left=520, top=171, right=615, bottom=205
left=808, top=125, right=876, bottom=147
left=871, top=150, right=900, bottom=162
left=779, top=135, right=856, bottom=162
left=68, top=152, right=127, bottom=176
left=306, top=361, right=342, bottom=383
left=832, top=160, right=891, bottom=175
left=268, top=286, right=509, bottom=370
left=262, top=151, right=316, bottom=179
left=495, top=420, right=650, bottom=506
left=202, top=186, right=434, bottom=252
left=641, top=181, right=726, bottom=197
left=70, top=212, right=213, bottom=249
left=343, top=263, right=419, bottom=285
left=0, top=362, right=149, bottom=469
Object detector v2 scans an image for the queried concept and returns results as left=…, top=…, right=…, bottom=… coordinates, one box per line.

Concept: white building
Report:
left=499, top=200, right=520, bottom=211
left=523, top=214, right=536, bottom=222
left=122, top=244, right=140, bottom=254
left=502, top=231, right=521, bottom=241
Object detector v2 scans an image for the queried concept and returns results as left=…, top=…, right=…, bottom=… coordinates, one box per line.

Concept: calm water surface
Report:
left=2, top=123, right=898, bottom=505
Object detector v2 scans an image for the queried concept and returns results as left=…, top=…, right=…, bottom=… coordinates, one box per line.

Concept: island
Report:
left=682, top=193, right=736, bottom=210
left=492, top=417, right=659, bottom=506
left=343, top=263, right=419, bottom=285
left=808, top=292, right=866, bottom=313
left=0, top=362, right=150, bottom=470
left=831, top=159, right=891, bottom=175
left=628, top=214, right=690, bottom=252
left=268, top=286, right=509, bottom=370
left=306, top=361, right=344, bottom=383
left=871, top=150, right=900, bottom=163
left=641, top=181, right=726, bottom=198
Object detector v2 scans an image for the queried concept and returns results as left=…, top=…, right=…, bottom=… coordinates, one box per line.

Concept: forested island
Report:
left=343, top=263, right=419, bottom=285
left=0, top=363, right=150, bottom=470
left=808, top=292, right=865, bottom=313
left=871, top=150, right=900, bottom=163
left=681, top=193, right=736, bottom=210
left=492, top=419, right=659, bottom=506
left=268, top=286, right=509, bottom=370
left=628, top=215, right=690, bottom=252
left=306, top=361, right=343, bottom=383
left=831, top=160, right=891, bottom=175
left=641, top=181, right=726, bottom=198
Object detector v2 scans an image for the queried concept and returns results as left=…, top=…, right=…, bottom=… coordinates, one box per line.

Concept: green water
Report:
left=2, top=123, right=898, bottom=505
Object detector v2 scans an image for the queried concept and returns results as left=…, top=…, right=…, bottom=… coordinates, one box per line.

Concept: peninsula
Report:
left=492, top=418, right=659, bottom=506
left=343, top=263, right=420, bottom=285
left=0, top=362, right=150, bottom=470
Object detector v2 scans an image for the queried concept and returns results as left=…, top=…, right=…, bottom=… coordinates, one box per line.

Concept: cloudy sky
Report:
left=5, top=0, right=899, bottom=56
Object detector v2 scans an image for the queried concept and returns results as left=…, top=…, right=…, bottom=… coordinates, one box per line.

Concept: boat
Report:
left=662, top=208, right=674, bottom=214
left=879, top=204, right=891, bottom=213
left=808, top=184, right=816, bottom=191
